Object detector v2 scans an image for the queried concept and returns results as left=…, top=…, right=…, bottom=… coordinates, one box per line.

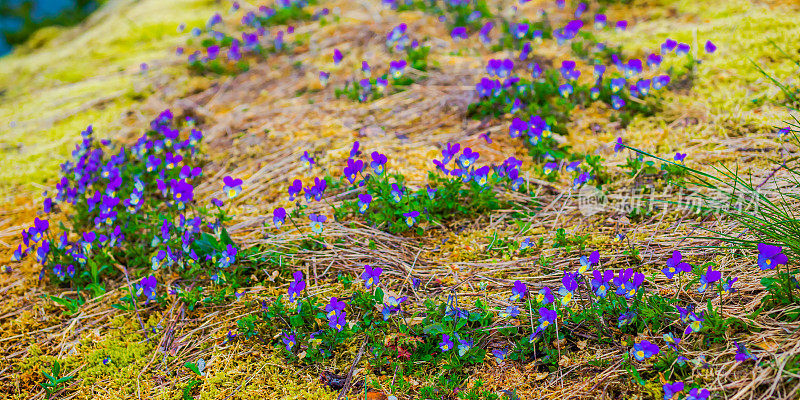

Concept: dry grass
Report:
left=2, top=0, right=800, bottom=399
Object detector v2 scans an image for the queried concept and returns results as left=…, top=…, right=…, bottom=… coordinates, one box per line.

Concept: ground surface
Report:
left=1, top=0, right=800, bottom=399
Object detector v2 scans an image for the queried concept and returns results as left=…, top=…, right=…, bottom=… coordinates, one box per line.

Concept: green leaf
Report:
left=374, top=287, right=385, bottom=303
left=184, top=362, right=201, bottom=377
left=423, top=323, right=445, bottom=335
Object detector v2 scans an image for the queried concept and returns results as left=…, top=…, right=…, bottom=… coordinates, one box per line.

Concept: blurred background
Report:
left=0, top=0, right=101, bottom=55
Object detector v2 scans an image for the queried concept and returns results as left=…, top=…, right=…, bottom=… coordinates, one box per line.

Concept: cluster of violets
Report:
left=270, top=138, right=529, bottom=233
left=11, top=110, right=241, bottom=304
left=182, top=0, right=326, bottom=73
left=281, top=264, right=408, bottom=352
left=331, top=23, right=425, bottom=102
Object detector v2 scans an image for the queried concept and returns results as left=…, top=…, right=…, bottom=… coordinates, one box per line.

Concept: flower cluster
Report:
left=12, top=110, right=242, bottom=305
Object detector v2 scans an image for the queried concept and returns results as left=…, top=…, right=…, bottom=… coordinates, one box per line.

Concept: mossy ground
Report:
left=2, top=0, right=800, bottom=399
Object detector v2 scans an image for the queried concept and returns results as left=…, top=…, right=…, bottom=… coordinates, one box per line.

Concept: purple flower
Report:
left=135, top=275, right=158, bottom=304
left=390, top=183, right=404, bottom=203
left=333, top=48, right=343, bottom=65
left=722, top=276, right=738, bottom=293
left=288, top=179, right=302, bottom=201
left=661, top=38, right=677, bottom=54
left=758, top=243, right=787, bottom=270
left=223, top=176, right=243, bottom=199
left=457, top=148, right=478, bottom=169
left=543, top=162, right=559, bottom=175
left=734, top=340, right=757, bottom=362
left=663, top=332, right=681, bottom=351
left=686, top=388, right=710, bottom=400
left=309, top=214, right=326, bottom=234
left=510, top=280, right=527, bottom=301
left=615, top=20, right=628, bottom=32
left=558, top=272, right=579, bottom=306
left=558, top=83, right=573, bottom=97
left=632, top=340, right=660, bottom=361
left=663, top=250, right=692, bottom=279
left=403, top=211, right=420, bottom=227
left=614, top=268, right=645, bottom=299
left=343, top=158, right=364, bottom=184
left=357, top=194, right=372, bottom=214
left=676, top=43, right=691, bottom=56
left=288, top=270, right=305, bottom=302
left=663, top=382, right=684, bottom=400
left=614, top=137, right=625, bottom=152
left=594, top=14, right=607, bottom=29
left=329, top=311, right=346, bottom=332
left=439, top=334, right=454, bottom=352
left=282, top=332, right=296, bottom=351
left=319, top=71, right=330, bottom=86
left=301, top=151, right=315, bottom=169
left=591, top=270, right=614, bottom=298
left=705, top=40, right=717, bottom=54
left=536, top=286, right=554, bottom=305
left=441, top=142, right=461, bottom=165
left=389, top=60, right=407, bottom=78
left=326, top=297, right=347, bottom=319
left=361, top=265, right=382, bottom=289
left=684, top=311, right=705, bottom=335
left=533, top=307, right=557, bottom=337
left=211, top=198, right=224, bottom=207
left=382, top=295, right=407, bottom=320
left=273, top=207, right=287, bottom=229
left=370, top=152, right=387, bottom=175
left=674, top=152, right=687, bottom=163
left=451, top=27, right=467, bottom=41
left=698, top=264, right=721, bottom=293
left=579, top=250, right=600, bottom=274
left=479, top=21, right=493, bottom=44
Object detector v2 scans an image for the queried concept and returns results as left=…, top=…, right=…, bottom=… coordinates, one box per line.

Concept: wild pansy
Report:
left=219, top=244, right=237, bottom=269
left=402, top=211, right=420, bottom=227
left=134, top=275, right=158, bottom=304
left=558, top=272, right=579, bottom=307
left=663, top=382, right=684, bottom=400
left=509, top=280, right=527, bottom=301
left=326, top=297, right=347, bottom=319
left=458, top=148, right=479, bottom=169
left=533, top=307, right=557, bottom=337
left=282, top=332, right=296, bottom=352
left=705, top=40, right=717, bottom=54
left=757, top=243, right=787, bottom=270
left=319, top=71, right=330, bottom=86
left=223, top=176, right=243, bottom=199
left=273, top=208, right=287, bottom=229
left=361, top=265, right=382, bottom=289
left=590, top=270, right=614, bottom=298
left=333, top=48, right=343, bottom=65
left=684, top=311, right=705, bottom=335
left=537, top=286, right=554, bottom=305
left=614, top=268, right=645, bottom=299
left=578, top=250, right=599, bottom=274
left=685, top=388, right=710, bottom=400
left=357, top=194, right=372, bottom=213
left=614, top=137, right=625, bottom=152
left=301, top=151, right=315, bottom=169
left=343, top=158, right=364, bottom=184
left=308, top=214, right=326, bottom=234
left=663, top=332, right=680, bottom=351
left=632, top=340, right=659, bottom=361
left=734, top=340, right=757, bottom=362
left=451, top=27, right=467, bottom=41
left=457, top=337, right=474, bottom=357
left=663, top=250, right=692, bottom=279
left=288, top=270, right=305, bottom=302
left=721, top=276, right=738, bottom=293
left=370, top=152, right=387, bottom=175
left=381, top=295, right=407, bottom=320
left=390, top=183, right=404, bottom=202
left=439, top=334, right=455, bottom=352
left=698, top=264, right=721, bottom=293
left=499, top=305, right=520, bottom=319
